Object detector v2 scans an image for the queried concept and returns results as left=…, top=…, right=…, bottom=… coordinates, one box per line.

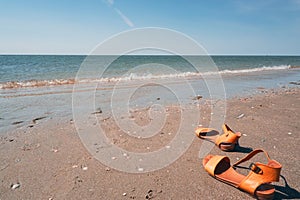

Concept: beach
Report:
left=1, top=0, right=300, bottom=199
left=2, top=0, right=300, bottom=198
left=0, top=86, right=299, bottom=199
left=0, top=55, right=300, bottom=199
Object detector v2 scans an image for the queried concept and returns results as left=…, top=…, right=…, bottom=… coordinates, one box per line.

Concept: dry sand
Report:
left=0, top=88, right=299, bottom=200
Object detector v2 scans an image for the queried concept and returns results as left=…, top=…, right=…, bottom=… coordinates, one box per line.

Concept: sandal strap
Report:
left=205, top=155, right=230, bottom=176
left=215, top=124, right=241, bottom=146
left=233, top=149, right=270, bottom=167
left=233, top=149, right=282, bottom=195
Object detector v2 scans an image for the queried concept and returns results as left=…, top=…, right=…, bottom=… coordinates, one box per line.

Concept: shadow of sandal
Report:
left=231, top=141, right=253, bottom=153
left=274, top=175, right=300, bottom=199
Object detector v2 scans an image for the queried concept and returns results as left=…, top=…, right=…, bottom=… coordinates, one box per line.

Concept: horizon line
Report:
left=1, top=53, right=300, bottom=56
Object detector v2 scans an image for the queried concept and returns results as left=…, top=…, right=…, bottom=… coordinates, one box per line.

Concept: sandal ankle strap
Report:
left=233, top=149, right=282, bottom=195
left=233, top=149, right=281, bottom=169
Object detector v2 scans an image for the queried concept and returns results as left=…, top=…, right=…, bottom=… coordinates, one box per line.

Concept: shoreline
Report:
left=1, top=67, right=299, bottom=90
left=0, top=87, right=299, bottom=199
left=1, top=81, right=298, bottom=134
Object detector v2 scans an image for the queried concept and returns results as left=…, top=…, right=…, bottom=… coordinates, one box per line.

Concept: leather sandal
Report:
left=203, top=149, right=282, bottom=200
left=195, top=124, right=241, bottom=151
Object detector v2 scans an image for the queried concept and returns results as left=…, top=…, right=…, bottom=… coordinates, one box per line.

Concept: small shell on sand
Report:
left=11, top=183, right=21, bottom=190
left=51, top=149, right=58, bottom=153
left=138, top=167, right=144, bottom=172
left=237, top=113, right=245, bottom=119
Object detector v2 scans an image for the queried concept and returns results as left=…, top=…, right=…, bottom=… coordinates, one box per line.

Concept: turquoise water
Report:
left=1, top=55, right=300, bottom=87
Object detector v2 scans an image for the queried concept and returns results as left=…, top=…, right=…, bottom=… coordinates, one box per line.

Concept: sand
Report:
left=0, top=87, right=299, bottom=199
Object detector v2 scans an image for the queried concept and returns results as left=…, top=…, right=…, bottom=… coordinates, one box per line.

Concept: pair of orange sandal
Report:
left=195, top=124, right=282, bottom=200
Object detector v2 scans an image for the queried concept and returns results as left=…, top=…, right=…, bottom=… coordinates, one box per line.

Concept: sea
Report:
left=1, top=55, right=300, bottom=134
left=1, top=55, right=300, bottom=87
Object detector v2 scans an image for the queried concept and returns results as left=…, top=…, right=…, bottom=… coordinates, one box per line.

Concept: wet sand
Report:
left=0, top=87, right=299, bottom=199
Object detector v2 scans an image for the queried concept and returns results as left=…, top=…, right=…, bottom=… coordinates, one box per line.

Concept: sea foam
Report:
left=0, top=65, right=291, bottom=89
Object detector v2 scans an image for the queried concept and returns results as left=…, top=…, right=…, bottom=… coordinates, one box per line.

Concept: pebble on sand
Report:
left=193, top=95, right=203, bottom=100
left=91, top=107, right=103, bottom=114
left=146, top=189, right=153, bottom=199
left=122, top=192, right=127, bottom=196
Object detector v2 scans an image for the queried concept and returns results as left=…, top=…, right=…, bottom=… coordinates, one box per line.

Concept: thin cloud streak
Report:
left=114, top=8, right=134, bottom=27
left=107, top=0, right=114, bottom=6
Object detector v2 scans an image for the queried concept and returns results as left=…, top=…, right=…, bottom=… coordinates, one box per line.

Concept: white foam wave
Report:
left=217, top=65, right=290, bottom=74
left=0, top=65, right=291, bottom=89
left=0, top=79, right=75, bottom=89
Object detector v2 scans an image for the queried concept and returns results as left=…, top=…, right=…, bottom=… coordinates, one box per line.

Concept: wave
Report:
left=0, top=79, right=75, bottom=89
left=217, top=65, right=291, bottom=74
left=0, top=65, right=292, bottom=89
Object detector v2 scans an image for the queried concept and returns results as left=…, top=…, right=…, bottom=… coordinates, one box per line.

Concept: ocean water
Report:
left=0, top=55, right=300, bottom=134
left=1, top=55, right=300, bottom=88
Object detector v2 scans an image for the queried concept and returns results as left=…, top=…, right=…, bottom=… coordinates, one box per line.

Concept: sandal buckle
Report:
left=249, top=163, right=262, bottom=174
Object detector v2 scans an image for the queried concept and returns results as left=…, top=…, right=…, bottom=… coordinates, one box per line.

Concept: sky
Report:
left=0, top=0, right=300, bottom=55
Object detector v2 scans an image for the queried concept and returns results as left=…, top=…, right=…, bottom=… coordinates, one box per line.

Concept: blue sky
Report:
left=0, top=0, right=299, bottom=55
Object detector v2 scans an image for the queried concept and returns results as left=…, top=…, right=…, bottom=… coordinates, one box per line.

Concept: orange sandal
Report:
left=195, top=124, right=241, bottom=151
left=203, top=149, right=282, bottom=200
